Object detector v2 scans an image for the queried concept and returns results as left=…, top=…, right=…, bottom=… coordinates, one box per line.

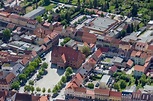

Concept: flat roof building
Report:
left=86, top=17, right=118, bottom=33
left=24, top=7, right=45, bottom=19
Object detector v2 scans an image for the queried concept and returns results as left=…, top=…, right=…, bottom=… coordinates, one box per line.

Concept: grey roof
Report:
left=114, top=57, right=123, bottom=63
left=144, top=85, right=153, bottom=92
left=97, top=35, right=105, bottom=40
left=24, top=7, right=45, bottom=19
left=65, top=39, right=76, bottom=47
left=87, top=17, right=117, bottom=32
left=100, top=75, right=110, bottom=84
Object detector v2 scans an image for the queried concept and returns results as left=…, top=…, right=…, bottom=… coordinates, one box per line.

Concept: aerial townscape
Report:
left=0, top=0, right=153, bottom=101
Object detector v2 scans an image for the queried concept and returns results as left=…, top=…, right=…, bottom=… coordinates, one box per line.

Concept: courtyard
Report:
left=19, top=51, right=65, bottom=97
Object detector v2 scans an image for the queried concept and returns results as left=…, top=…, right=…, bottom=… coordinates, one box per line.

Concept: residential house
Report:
left=109, top=91, right=122, bottom=101
left=135, top=42, right=148, bottom=52
left=18, top=16, right=29, bottom=26
left=130, top=50, right=152, bottom=66
left=109, top=66, right=118, bottom=75
left=94, top=88, right=110, bottom=100
left=60, top=27, right=76, bottom=38
left=141, top=93, right=151, bottom=101
left=2, top=63, right=24, bottom=76
left=51, top=46, right=85, bottom=68
left=0, top=11, right=10, bottom=22
left=132, top=90, right=142, bottom=101
left=99, top=75, right=111, bottom=89
left=126, top=59, right=134, bottom=68
left=134, top=65, right=146, bottom=77
left=9, top=14, right=20, bottom=24
left=74, top=30, right=97, bottom=44
left=118, top=42, right=132, bottom=59
left=92, top=47, right=109, bottom=61
left=27, top=19, right=38, bottom=29
left=113, top=56, right=125, bottom=68
left=0, top=71, right=16, bottom=90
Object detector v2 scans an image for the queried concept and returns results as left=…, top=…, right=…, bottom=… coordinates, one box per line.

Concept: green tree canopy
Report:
left=19, top=74, right=27, bottom=81
left=66, top=67, right=73, bottom=74
left=42, top=87, right=46, bottom=93
left=61, top=76, right=67, bottom=83
left=81, top=46, right=90, bottom=57
left=2, top=28, right=11, bottom=42
left=36, top=16, right=43, bottom=23
left=88, top=83, right=94, bottom=89
left=120, top=80, right=126, bottom=89
left=114, top=83, right=120, bottom=91
left=36, top=87, right=41, bottom=92
left=11, top=81, right=20, bottom=90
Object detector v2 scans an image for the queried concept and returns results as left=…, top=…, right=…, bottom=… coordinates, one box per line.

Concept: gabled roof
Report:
left=109, top=91, right=121, bottom=98
left=126, top=59, right=134, bottom=67
left=94, top=88, right=110, bottom=96
left=74, top=87, right=86, bottom=93
left=134, top=65, right=146, bottom=73
left=110, top=66, right=118, bottom=72
left=61, top=54, right=66, bottom=63
left=52, top=46, right=84, bottom=62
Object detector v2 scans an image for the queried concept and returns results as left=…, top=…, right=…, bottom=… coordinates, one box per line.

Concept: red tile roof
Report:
left=131, top=51, right=137, bottom=57
left=110, top=66, right=118, bottom=72
left=94, top=88, right=110, bottom=96
left=134, top=65, right=146, bottom=72
left=109, top=91, right=122, bottom=98
left=9, top=14, right=19, bottom=19
left=52, top=46, right=84, bottom=62
left=0, top=12, right=10, bottom=17
left=126, top=59, right=134, bottom=67
left=0, top=72, right=15, bottom=85
left=74, top=87, right=86, bottom=93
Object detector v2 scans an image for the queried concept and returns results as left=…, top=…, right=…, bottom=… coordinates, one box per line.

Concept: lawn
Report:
left=26, top=6, right=33, bottom=13
left=91, top=74, right=103, bottom=81
left=44, top=4, right=56, bottom=11
left=104, top=58, right=111, bottom=62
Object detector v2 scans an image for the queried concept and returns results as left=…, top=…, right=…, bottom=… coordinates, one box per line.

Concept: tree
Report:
left=131, top=3, right=138, bottom=17
left=61, top=76, right=67, bottom=83
left=30, top=62, right=38, bottom=68
left=81, top=46, right=90, bottom=57
left=11, top=81, right=20, bottom=90
left=29, top=80, right=34, bottom=85
left=42, top=87, right=46, bottom=93
left=36, top=16, right=43, bottom=23
left=140, top=74, right=147, bottom=86
left=41, top=62, right=48, bottom=69
left=36, top=87, right=41, bottom=92
left=43, top=0, right=50, bottom=5
left=27, top=65, right=35, bottom=73
left=114, top=83, right=120, bottom=91
left=48, top=88, right=51, bottom=93
left=54, top=85, right=59, bottom=92
left=31, top=86, right=35, bottom=93
left=120, top=80, right=126, bottom=89
left=19, top=74, right=27, bottom=81
left=39, top=69, right=45, bottom=75
left=24, top=85, right=31, bottom=92
left=48, top=15, right=53, bottom=23
left=88, top=83, right=94, bottom=89
left=66, top=67, right=73, bottom=74
left=77, top=0, right=80, bottom=8
left=93, top=0, right=98, bottom=8
left=65, top=71, right=70, bottom=77
left=2, top=29, right=11, bottom=42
